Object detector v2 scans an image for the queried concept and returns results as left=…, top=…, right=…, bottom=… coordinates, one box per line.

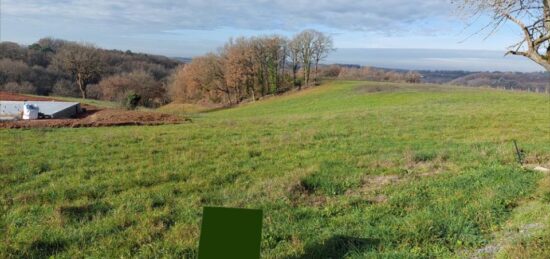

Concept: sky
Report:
left=0, top=0, right=545, bottom=72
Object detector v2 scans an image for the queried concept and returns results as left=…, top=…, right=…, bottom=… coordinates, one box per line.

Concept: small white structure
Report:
left=22, top=104, right=39, bottom=120
left=0, top=101, right=81, bottom=120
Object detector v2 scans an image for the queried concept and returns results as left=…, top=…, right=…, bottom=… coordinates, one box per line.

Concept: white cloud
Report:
left=5, top=0, right=537, bottom=72
left=3, top=0, right=452, bottom=33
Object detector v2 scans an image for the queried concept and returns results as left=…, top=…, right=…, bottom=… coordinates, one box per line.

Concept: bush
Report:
left=0, top=58, right=31, bottom=85
left=51, top=80, right=80, bottom=97
left=0, top=81, right=37, bottom=94
left=125, top=92, right=141, bottom=110
left=85, top=84, right=102, bottom=99
left=97, top=70, right=166, bottom=108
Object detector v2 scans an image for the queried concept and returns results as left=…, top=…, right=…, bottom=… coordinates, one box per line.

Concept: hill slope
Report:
left=1, top=81, right=549, bottom=257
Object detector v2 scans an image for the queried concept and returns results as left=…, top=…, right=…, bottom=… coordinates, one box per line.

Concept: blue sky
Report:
left=0, top=0, right=544, bottom=72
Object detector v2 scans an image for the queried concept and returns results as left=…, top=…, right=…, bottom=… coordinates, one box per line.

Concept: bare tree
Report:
left=291, top=30, right=334, bottom=87
left=0, top=42, right=27, bottom=61
left=312, top=31, right=335, bottom=84
left=52, top=44, right=102, bottom=98
left=251, top=36, right=288, bottom=95
left=250, top=37, right=270, bottom=96
left=294, top=30, right=316, bottom=88
left=278, top=38, right=289, bottom=91
left=287, top=38, right=302, bottom=87
left=0, top=58, right=31, bottom=85
left=455, top=0, right=550, bottom=71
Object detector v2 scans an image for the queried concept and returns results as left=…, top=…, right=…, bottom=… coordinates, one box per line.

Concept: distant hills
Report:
left=327, top=64, right=549, bottom=91
left=172, top=57, right=192, bottom=64
left=444, top=71, right=549, bottom=91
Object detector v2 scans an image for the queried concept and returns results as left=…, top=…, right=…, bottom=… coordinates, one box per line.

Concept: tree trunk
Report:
left=304, top=63, right=311, bottom=87
left=505, top=0, right=550, bottom=72
left=303, top=65, right=307, bottom=87
left=292, top=65, right=299, bottom=89
left=77, top=73, right=86, bottom=99
left=527, top=55, right=550, bottom=72
left=537, top=0, right=549, bottom=72
left=264, top=68, right=269, bottom=95
left=249, top=80, right=256, bottom=102
left=226, top=91, right=233, bottom=105
left=314, top=60, right=319, bottom=85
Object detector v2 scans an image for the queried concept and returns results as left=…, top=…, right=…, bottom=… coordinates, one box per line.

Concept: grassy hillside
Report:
left=1, top=81, right=549, bottom=258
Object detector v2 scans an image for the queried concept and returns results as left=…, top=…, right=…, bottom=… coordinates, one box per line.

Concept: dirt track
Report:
left=0, top=92, right=184, bottom=128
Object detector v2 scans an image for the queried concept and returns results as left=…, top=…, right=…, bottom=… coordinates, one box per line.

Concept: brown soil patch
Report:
left=1, top=109, right=183, bottom=128
left=287, top=179, right=328, bottom=207
left=1, top=92, right=184, bottom=128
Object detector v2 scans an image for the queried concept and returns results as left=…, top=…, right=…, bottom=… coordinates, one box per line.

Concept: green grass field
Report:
left=1, top=81, right=549, bottom=258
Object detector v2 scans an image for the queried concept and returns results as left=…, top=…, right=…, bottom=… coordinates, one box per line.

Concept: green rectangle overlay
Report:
left=199, top=207, right=263, bottom=259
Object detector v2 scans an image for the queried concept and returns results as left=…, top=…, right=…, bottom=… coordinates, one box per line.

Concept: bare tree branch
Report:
left=455, top=0, right=550, bottom=71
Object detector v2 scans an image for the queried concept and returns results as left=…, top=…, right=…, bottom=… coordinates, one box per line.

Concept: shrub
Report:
left=0, top=81, right=37, bottom=94
left=97, top=70, right=166, bottom=107
left=125, top=92, right=141, bottom=110
left=85, top=84, right=102, bottom=99
left=51, top=80, right=80, bottom=97
left=0, top=58, right=31, bottom=85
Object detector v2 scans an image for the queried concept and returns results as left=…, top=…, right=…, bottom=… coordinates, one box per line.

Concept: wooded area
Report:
left=12, top=27, right=546, bottom=108
left=2, top=33, right=546, bottom=108
left=0, top=30, right=338, bottom=107
left=168, top=30, right=335, bottom=104
left=0, top=38, right=178, bottom=107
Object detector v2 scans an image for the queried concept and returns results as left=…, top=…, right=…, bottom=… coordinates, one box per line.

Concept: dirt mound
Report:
left=1, top=92, right=184, bottom=128
left=1, top=109, right=183, bottom=128
left=79, top=109, right=182, bottom=126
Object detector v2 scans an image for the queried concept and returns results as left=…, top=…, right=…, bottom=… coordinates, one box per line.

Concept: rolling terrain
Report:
left=1, top=81, right=549, bottom=258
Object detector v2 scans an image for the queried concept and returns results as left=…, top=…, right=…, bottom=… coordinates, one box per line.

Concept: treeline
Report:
left=2, top=33, right=428, bottom=108
left=0, top=38, right=180, bottom=107
left=3, top=36, right=546, bottom=108
left=325, top=66, right=422, bottom=83
left=168, top=30, right=334, bottom=104
left=447, top=72, right=549, bottom=92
